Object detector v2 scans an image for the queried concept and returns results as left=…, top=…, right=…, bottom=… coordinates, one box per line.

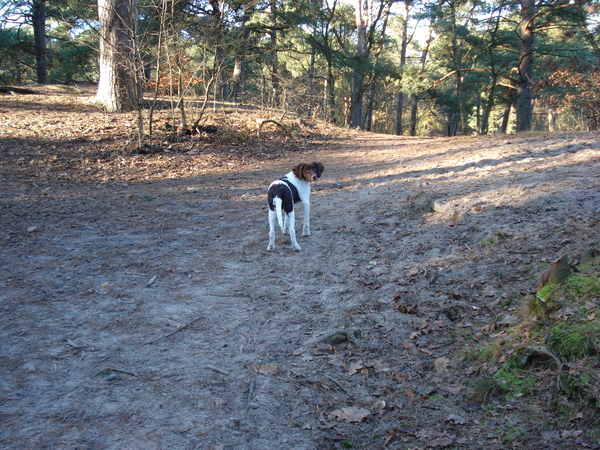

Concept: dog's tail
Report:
left=273, top=197, right=285, bottom=231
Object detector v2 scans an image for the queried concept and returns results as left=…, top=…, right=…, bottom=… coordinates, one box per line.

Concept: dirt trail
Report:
left=1, top=94, right=600, bottom=449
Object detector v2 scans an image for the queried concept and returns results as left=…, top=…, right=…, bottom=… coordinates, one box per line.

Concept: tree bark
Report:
left=32, top=0, right=47, bottom=84
left=325, top=61, right=336, bottom=124
left=307, top=49, right=315, bottom=118
left=350, top=0, right=368, bottom=128
left=395, top=1, right=409, bottom=135
left=516, top=0, right=535, bottom=132
left=96, top=0, right=139, bottom=112
left=231, top=4, right=252, bottom=104
left=449, top=0, right=467, bottom=134
left=409, top=26, right=432, bottom=136
left=269, top=0, right=280, bottom=108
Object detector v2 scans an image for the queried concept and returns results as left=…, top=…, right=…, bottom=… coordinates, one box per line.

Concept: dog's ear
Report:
left=313, top=162, right=324, bottom=178
left=292, top=163, right=306, bottom=180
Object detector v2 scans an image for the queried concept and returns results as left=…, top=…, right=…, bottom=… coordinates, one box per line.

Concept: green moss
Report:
left=561, top=273, right=600, bottom=299
left=469, top=253, right=600, bottom=420
left=494, top=365, right=538, bottom=397
left=537, top=283, right=556, bottom=301
left=428, top=393, right=445, bottom=402
left=469, top=376, right=507, bottom=403
left=549, top=321, right=600, bottom=359
left=501, top=424, right=527, bottom=446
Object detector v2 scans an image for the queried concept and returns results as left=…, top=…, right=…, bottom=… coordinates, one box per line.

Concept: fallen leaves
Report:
left=496, top=314, right=519, bottom=326
left=426, top=436, right=454, bottom=448
left=346, top=361, right=364, bottom=376
left=250, top=363, right=278, bottom=376
left=434, top=357, right=450, bottom=374
left=445, top=414, right=467, bottom=425
left=329, top=407, right=370, bottom=423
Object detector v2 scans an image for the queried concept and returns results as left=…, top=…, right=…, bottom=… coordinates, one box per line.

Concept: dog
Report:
left=267, top=162, right=324, bottom=251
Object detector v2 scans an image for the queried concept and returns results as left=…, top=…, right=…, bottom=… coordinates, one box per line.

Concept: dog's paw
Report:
left=293, top=245, right=302, bottom=251
left=302, top=230, right=310, bottom=237
left=267, top=244, right=275, bottom=251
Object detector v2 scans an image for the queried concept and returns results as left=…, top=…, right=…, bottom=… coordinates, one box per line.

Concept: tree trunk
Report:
left=480, top=76, right=498, bottom=135
left=270, top=0, right=280, bottom=108
left=325, top=61, right=336, bottom=124
left=516, top=0, right=535, bottom=132
left=409, top=26, right=432, bottom=136
left=209, top=0, right=228, bottom=101
left=395, top=1, right=409, bottom=135
left=307, top=49, right=315, bottom=118
left=449, top=1, right=467, bottom=134
left=548, top=106, right=556, bottom=132
left=96, top=0, right=139, bottom=112
left=365, top=83, right=375, bottom=131
left=231, top=4, right=252, bottom=104
left=32, top=0, right=47, bottom=84
left=409, top=94, right=418, bottom=136
left=350, top=0, right=368, bottom=128
left=499, top=98, right=513, bottom=133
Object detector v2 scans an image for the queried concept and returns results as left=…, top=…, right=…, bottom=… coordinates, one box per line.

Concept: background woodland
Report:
left=1, top=0, right=600, bottom=138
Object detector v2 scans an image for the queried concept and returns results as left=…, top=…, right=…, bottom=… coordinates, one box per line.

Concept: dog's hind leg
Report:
left=267, top=209, right=277, bottom=251
left=282, top=211, right=290, bottom=235
left=287, top=211, right=301, bottom=251
left=301, top=201, right=311, bottom=236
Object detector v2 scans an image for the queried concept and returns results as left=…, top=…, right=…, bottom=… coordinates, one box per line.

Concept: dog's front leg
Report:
left=301, top=201, right=311, bottom=236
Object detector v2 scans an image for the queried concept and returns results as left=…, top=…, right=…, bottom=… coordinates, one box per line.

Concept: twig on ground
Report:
left=67, top=338, right=85, bottom=349
left=207, top=364, right=229, bottom=375
left=324, top=374, right=352, bottom=397
left=96, top=368, right=138, bottom=377
left=246, top=379, right=256, bottom=406
left=146, top=315, right=203, bottom=344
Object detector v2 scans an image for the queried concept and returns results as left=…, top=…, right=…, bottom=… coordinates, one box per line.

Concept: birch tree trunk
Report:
left=96, top=0, right=139, bottom=112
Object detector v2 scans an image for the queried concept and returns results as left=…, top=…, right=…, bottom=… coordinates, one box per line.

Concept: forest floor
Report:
left=1, top=86, right=600, bottom=450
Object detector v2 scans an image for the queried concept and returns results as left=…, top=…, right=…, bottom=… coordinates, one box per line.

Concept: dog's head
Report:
left=293, top=162, right=324, bottom=182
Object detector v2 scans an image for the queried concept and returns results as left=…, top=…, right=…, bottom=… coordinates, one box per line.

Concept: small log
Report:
left=0, top=86, right=37, bottom=95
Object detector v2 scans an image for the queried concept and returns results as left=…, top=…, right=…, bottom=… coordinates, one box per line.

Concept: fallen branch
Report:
left=256, top=119, right=291, bottom=137
left=146, top=315, right=203, bottom=344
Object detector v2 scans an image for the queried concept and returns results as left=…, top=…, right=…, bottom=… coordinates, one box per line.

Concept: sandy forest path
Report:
left=1, top=93, right=600, bottom=449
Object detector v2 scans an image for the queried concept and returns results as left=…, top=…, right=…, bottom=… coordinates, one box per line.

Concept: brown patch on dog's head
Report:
left=292, top=162, right=324, bottom=182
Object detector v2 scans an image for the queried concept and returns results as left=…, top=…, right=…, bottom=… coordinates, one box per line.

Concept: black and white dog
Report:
left=267, top=162, right=324, bottom=251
